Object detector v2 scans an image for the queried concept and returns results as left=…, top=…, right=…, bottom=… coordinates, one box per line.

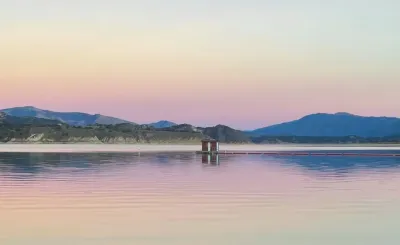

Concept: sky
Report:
left=1, top=0, right=399, bottom=129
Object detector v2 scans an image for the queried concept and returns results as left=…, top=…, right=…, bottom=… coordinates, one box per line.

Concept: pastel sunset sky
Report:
left=1, top=0, right=399, bottom=129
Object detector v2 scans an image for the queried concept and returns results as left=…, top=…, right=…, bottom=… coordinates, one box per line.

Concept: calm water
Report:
left=1, top=151, right=400, bottom=245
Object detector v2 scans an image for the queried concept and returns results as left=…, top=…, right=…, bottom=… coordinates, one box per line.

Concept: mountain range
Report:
left=1, top=106, right=132, bottom=126
left=0, top=112, right=250, bottom=144
left=1, top=106, right=179, bottom=129
left=250, top=112, right=400, bottom=137
left=2, top=106, right=400, bottom=142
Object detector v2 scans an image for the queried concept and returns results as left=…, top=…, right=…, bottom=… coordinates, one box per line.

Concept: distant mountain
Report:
left=1, top=106, right=135, bottom=126
left=251, top=112, right=400, bottom=137
left=0, top=112, right=62, bottom=125
left=147, top=120, right=177, bottom=128
left=202, top=124, right=251, bottom=143
left=250, top=135, right=400, bottom=144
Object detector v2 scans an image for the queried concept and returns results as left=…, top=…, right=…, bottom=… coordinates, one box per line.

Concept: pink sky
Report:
left=1, top=1, right=399, bottom=129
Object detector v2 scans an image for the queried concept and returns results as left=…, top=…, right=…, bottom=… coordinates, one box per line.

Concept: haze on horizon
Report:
left=1, top=0, right=399, bottom=129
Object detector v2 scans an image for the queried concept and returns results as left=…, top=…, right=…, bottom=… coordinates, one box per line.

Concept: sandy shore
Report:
left=0, top=144, right=400, bottom=153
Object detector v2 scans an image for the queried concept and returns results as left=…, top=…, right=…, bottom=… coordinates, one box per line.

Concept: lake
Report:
left=1, top=147, right=400, bottom=245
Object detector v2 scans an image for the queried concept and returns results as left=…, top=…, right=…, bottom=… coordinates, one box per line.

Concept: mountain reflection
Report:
left=1, top=151, right=400, bottom=178
left=0, top=152, right=135, bottom=176
left=261, top=154, right=400, bottom=174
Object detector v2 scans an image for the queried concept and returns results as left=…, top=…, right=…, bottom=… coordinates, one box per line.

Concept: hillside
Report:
left=162, top=124, right=201, bottom=133
left=201, top=125, right=251, bottom=143
left=147, top=120, right=177, bottom=128
left=1, top=106, right=134, bottom=126
left=0, top=123, right=206, bottom=144
left=0, top=116, right=245, bottom=144
left=251, top=113, right=400, bottom=137
left=0, top=112, right=62, bottom=125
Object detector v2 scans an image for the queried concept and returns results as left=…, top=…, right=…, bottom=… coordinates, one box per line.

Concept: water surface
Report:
left=1, top=151, right=400, bottom=245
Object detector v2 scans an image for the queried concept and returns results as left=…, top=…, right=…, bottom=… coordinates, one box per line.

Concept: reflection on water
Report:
left=1, top=151, right=400, bottom=245
left=201, top=154, right=220, bottom=166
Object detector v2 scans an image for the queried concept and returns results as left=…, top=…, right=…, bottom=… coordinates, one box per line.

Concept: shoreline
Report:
left=1, top=143, right=400, bottom=153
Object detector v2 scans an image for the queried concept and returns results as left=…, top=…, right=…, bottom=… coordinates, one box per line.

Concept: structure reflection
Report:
left=201, top=154, right=220, bottom=166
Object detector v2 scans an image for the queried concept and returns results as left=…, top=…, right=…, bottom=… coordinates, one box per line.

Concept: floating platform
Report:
left=196, top=151, right=400, bottom=157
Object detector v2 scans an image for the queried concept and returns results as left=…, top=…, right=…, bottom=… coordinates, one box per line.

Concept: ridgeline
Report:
left=0, top=112, right=251, bottom=144
left=1, top=108, right=400, bottom=144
